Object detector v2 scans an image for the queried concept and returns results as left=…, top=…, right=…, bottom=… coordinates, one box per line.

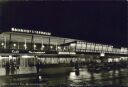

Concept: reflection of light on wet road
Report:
left=68, top=68, right=128, bottom=86
left=68, top=68, right=92, bottom=86
left=68, top=72, right=82, bottom=86
left=69, top=68, right=101, bottom=81
left=69, top=72, right=77, bottom=81
left=2, top=67, right=128, bottom=86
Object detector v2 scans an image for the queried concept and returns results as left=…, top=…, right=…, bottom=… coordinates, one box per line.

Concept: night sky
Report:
left=0, top=1, right=127, bottom=47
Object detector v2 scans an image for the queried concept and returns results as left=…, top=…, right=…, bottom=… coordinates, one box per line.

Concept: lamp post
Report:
left=41, top=40, right=44, bottom=50
left=4, top=36, right=6, bottom=49
left=33, top=39, right=36, bottom=50
left=24, top=38, right=27, bottom=50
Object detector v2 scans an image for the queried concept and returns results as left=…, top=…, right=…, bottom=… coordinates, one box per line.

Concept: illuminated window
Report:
left=100, top=53, right=105, bottom=57
left=50, top=46, right=53, bottom=49
left=14, top=28, right=17, bottom=31
left=32, top=30, right=34, bottom=33
left=27, top=30, right=29, bottom=33
left=58, top=46, right=61, bottom=49
left=11, top=28, right=15, bottom=31
left=70, top=43, right=75, bottom=47
left=34, top=44, right=36, bottom=48
left=1, top=43, right=4, bottom=46
left=18, top=29, right=20, bottom=32
left=48, top=33, right=50, bottom=35
left=41, top=32, right=43, bottom=34
left=41, top=45, right=45, bottom=49
left=21, top=29, right=23, bottom=32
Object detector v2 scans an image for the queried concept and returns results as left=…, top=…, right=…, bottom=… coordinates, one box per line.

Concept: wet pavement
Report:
left=1, top=66, right=128, bottom=87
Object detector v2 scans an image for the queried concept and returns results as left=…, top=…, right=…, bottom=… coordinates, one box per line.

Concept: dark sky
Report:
left=0, top=1, right=127, bottom=47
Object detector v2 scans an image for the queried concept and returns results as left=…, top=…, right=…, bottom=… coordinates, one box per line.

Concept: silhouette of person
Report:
left=5, top=61, right=10, bottom=75
left=70, top=60, right=73, bottom=66
left=10, top=60, right=15, bottom=75
left=75, top=69, right=80, bottom=76
left=35, top=60, right=40, bottom=74
left=75, top=61, right=79, bottom=70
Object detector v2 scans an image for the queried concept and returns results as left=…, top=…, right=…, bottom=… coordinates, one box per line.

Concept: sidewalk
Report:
left=0, top=66, right=73, bottom=80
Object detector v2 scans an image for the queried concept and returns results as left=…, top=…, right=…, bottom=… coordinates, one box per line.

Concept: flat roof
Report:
left=0, top=32, right=79, bottom=45
left=0, top=32, right=121, bottom=48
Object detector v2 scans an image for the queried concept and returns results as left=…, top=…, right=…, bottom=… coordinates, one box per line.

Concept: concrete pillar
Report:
left=9, top=33, right=12, bottom=50
left=31, top=35, right=34, bottom=50
left=56, top=43, right=58, bottom=51
left=41, top=40, right=44, bottom=50
left=75, top=41, right=77, bottom=52
left=93, top=44, right=96, bottom=52
left=63, top=39, right=65, bottom=51
left=18, top=42, right=19, bottom=49
left=33, top=39, right=36, bottom=50
left=49, top=37, right=51, bottom=50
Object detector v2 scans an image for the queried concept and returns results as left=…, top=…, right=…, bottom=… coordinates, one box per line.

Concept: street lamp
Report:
left=41, top=45, right=45, bottom=50
left=58, top=46, right=61, bottom=50
left=34, top=44, right=36, bottom=50
left=24, top=44, right=27, bottom=50
left=13, top=43, right=16, bottom=49
left=50, top=46, right=53, bottom=49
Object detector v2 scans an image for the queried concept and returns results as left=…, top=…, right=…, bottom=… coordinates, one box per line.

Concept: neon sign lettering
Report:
left=11, top=28, right=51, bottom=36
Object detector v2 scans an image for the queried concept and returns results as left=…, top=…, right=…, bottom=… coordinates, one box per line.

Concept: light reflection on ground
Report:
left=1, top=67, right=128, bottom=86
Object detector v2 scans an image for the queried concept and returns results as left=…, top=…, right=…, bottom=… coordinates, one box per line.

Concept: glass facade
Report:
left=0, top=32, right=127, bottom=54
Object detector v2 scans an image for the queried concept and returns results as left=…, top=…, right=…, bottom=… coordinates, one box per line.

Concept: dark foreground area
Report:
left=1, top=66, right=128, bottom=87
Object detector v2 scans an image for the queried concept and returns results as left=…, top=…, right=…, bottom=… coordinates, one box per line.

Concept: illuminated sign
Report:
left=12, top=50, right=19, bottom=53
left=29, top=51, right=45, bottom=54
left=22, top=55, right=35, bottom=58
left=58, top=52, right=76, bottom=54
left=11, top=28, right=51, bottom=36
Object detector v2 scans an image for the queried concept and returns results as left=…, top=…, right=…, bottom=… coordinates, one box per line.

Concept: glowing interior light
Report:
left=34, top=44, right=36, bottom=48
left=58, top=52, right=76, bottom=54
left=50, top=46, right=53, bottom=49
left=63, top=47, right=66, bottom=50
left=24, top=44, right=27, bottom=50
left=13, top=43, right=16, bottom=47
left=1, top=43, right=4, bottom=46
left=58, top=46, right=61, bottom=49
left=70, top=43, right=76, bottom=46
left=108, top=58, right=113, bottom=62
left=22, top=55, right=34, bottom=58
left=21, top=29, right=23, bottom=32
left=11, top=28, right=15, bottom=31
left=24, top=44, right=27, bottom=47
left=39, top=76, right=42, bottom=80
left=114, top=58, right=120, bottom=62
left=42, top=45, right=44, bottom=48
left=9, top=55, right=12, bottom=60
left=100, top=53, right=105, bottom=57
